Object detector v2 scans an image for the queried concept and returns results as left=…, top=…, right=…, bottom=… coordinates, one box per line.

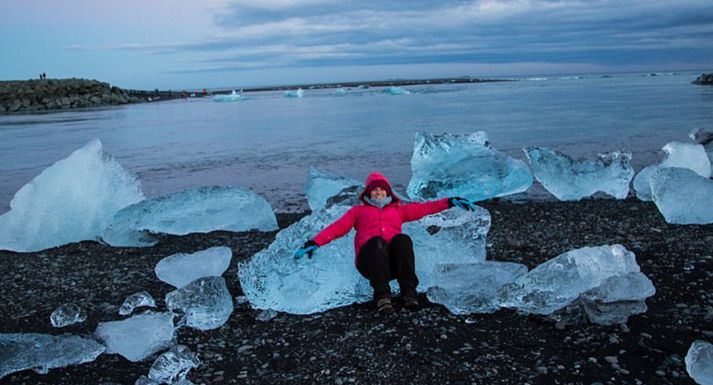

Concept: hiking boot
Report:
left=376, top=297, right=394, bottom=314
left=401, top=288, right=419, bottom=310
left=403, top=295, right=419, bottom=310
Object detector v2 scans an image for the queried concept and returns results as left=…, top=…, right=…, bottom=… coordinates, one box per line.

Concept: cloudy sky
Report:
left=1, top=0, right=712, bottom=90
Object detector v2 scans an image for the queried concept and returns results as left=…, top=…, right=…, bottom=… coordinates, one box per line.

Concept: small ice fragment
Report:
left=135, top=375, right=159, bottom=385
left=119, top=291, right=156, bottom=316
left=335, top=88, right=346, bottom=96
left=50, top=303, right=87, bottom=328
left=155, top=247, right=232, bottom=289
left=165, top=277, right=233, bottom=331
left=304, top=167, right=360, bottom=211
left=256, top=309, right=278, bottom=322
left=0, top=333, right=104, bottom=380
left=407, top=132, right=532, bottom=201
left=426, top=262, right=527, bottom=315
left=235, top=296, right=249, bottom=305
left=102, top=186, right=277, bottom=247
left=94, top=312, right=176, bottom=362
left=524, top=147, right=634, bottom=201
left=651, top=168, right=713, bottom=224
left=148, top=345, right=199, bottom=385
left=686, top=340, right=713, bottom=385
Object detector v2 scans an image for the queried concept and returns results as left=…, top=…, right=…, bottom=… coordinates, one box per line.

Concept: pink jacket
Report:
left=312, top=172, right=450, bottom=264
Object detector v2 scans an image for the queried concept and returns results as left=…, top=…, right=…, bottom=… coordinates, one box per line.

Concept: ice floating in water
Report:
left=579, top=271, right=655, bottom=325
left=497, top=245, right=644, bottom=315
left=238, top=188, right=490, bottom=314
left=426, top=262, right=527, bottom=315
left=213, top=90, right=243, bottom=102
left=155, top=247, right=232, bottom=289
left=407, top=132, right=532, bottom=201
left=633, top=141, right=712, bottom=201
left=119, top=291, right=157, bottom=316
left=384, top=86, right=410, bottom=95
left=686, top=340, right=713, bottom=385
left=304, top=167, right=360, bottom=211
left=94, top=312, right=176, bottom=362
left=283, top=88, right=304, bottom=98
left=50, top=303, right=87, bottom=327
left=148, top=345, right=199, bottom=385
left=0, top=333, right=105, bottom=380
left=102, top=186, right=277, bottom=247
left=335, top=88, right=346, bottom=96
left=524, top=147, right=634, bottom=201
left=650, top=167, right=713, bottom=224
left=165, top=276, right=233, bottom=331
left=0, top=139, right=144, bottom=252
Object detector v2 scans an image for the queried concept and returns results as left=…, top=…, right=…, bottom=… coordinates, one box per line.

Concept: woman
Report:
left=295, top=172, right=474, bottom=314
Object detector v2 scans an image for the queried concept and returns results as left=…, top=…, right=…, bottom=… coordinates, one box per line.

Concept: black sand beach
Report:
left=1, top=198, right=711, bottom=385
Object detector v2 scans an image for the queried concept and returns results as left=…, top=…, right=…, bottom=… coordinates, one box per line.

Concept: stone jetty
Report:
left=0, top=78, right=143, bottom=114
left=692, top=73, right=713, bottom=85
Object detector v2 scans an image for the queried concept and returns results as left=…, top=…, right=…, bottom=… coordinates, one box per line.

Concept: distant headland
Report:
left=0, top=76, right=507, bottom=114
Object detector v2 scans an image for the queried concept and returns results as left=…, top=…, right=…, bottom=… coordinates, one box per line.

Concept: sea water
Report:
left=1, top=71, right=712, bottom=212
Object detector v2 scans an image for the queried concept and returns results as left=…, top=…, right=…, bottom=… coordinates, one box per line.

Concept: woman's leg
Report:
left=356, top=236, right=392, bottom=300
left=388, top=234, right=419, bottom=298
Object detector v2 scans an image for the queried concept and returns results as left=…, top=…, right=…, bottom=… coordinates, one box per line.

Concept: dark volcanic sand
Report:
left=1, top=199, right=711, bottom=385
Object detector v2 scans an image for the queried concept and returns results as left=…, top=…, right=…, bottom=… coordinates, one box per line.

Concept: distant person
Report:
left=42, top=72, right=46, bottom=79
left=294, top=172, right=475, bottom=314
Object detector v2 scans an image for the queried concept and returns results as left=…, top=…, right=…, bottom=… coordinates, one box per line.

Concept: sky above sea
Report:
left=1, top=0, right=712, bottom=90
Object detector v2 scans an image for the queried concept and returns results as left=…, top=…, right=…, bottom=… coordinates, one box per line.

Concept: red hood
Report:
left=358, top=172, right=401, bottom=203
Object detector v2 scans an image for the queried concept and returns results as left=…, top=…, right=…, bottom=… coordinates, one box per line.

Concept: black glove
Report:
left=294, top=240, right=319, bottom=259
left=448, top=196, right=475, bottom=211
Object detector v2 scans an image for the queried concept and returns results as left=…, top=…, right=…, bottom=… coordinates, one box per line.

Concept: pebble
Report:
left=604, top=356, right=618, bottom=364
left=212, top=376, right=224, bottom=382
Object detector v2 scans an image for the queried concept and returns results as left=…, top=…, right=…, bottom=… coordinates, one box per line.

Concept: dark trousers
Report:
left=356, top=234, right=418, bottom=299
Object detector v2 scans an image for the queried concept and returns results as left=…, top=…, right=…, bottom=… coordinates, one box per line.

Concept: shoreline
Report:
left=1, top=198, right=710, bottom=385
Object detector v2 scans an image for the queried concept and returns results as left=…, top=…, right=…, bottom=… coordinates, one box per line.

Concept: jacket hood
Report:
left=358, top=172, right=401, bottom=204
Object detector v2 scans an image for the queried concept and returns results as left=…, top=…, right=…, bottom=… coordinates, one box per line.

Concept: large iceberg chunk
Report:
left=407, top=132, right=532, bottom=201
left=579, top=272, right=655, bottom=325
left=0, top=333, right=105, bottom=380
left=524, top=147, right=634, bottom=200
left=633, top=141, right=712, bottom=201
left=238, top=189, right=490, bottom=314
left=650, top=167, right=713, bottom=224
left=0, top=139, right=144, bottom=252
left=94, top=312, right=176, bottom=362
left=304, top=167, right=360, bottom=211
left=102, top=186, right=277, bottom=247
left=148, top=345, right=200, bottom=384
left=690, top=127, right=713, bottom=169
left=426, top=262, right=527, bottom=315
left=686, top=340, right=713, bottom=385
left=497, top=245, right=643, bottom=315
left=155, top=247, right=232, bottom=288
left=165, top=276, right=233, bottom=331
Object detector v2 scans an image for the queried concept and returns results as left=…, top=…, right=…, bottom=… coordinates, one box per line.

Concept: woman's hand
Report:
left=294, top=240, right=319, bottom=259
left=448, top=196, right=475, bottom=211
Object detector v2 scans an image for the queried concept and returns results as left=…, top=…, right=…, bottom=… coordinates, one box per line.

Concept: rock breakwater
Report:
left=692, top=73, right=713, bottom=85
left=0, top=78, right=142, bottom=114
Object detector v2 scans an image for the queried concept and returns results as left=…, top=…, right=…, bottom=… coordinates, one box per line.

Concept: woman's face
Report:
left=369, top=186, right=388, bottom=200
